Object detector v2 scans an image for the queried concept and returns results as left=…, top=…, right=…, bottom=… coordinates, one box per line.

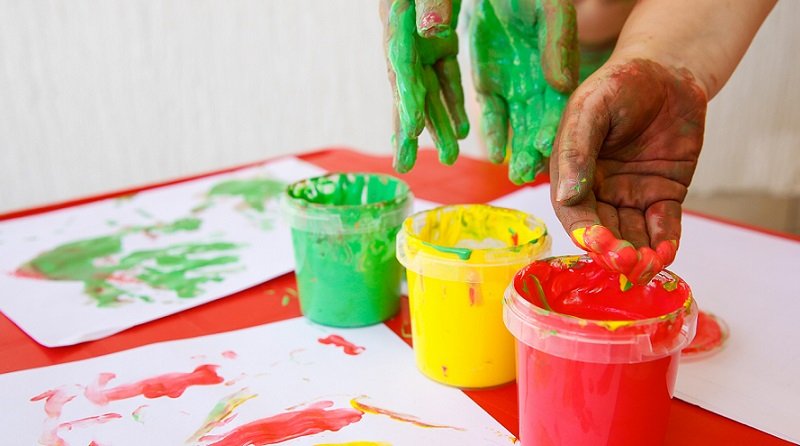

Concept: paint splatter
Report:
left=30, top=386, right=79, bottom=446
left=682, top=311, right=728, bottom=359
left=132, top=404, right=148, bottom=423
left=200, top=400, right=362, bottom=446
left=315, top=442, right=392, bottom=446
left=59, top=413, right=122, bottom=432
left=85, top=364, right=224, bottom=405
left=221, top=350, right=238, bottom=360
left=350, top=397, right=463, bottom=430
left=204, top=178, right=286, bottom=213
left=186, top=388, right=257, bottom=443
left=318, top=335, right=366, bottom=355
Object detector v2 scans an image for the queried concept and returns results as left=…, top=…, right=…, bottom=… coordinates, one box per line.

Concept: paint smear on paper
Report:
left=682, top=311, right=728, bottom=359
left=30, top=387, right=77, bottom=417
left=132, top=404, right=148, bottom=423
left=15, top=218, right=242, bottom=306
left=350, top=397, right=464, bottom=430
left=318, top=335, right=365, bottom=355
left=186, top=388, right=257, bottom=443
left=315, top=442, right=392, bottom=446
left=221, top=350, right=238, bottom=359
left=201, top=400, right=362, bottom=446
left=85, top=364, right=224, bottom=405
left=59, top=413, right=122, bottom=432
left=30, top=386, right=79, bottom=446
left=205, top=178, right=286, bottom=213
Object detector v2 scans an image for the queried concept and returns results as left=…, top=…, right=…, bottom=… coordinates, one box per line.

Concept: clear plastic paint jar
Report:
left=504, top=256, right=698, bottom=446
left=396, top=205, right=551, bottom=388
left=283, top=173, right=412, bottom=327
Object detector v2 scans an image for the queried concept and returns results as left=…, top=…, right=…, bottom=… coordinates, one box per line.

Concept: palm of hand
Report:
left=553, top=59, right=707, bottom=284
left=471, top=0, right=576, bottom=184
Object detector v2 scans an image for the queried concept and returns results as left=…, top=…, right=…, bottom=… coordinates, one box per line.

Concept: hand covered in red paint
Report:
left=470, top=0, right=579, bottom=184
left=380, top=0, right=469, bottom=173
left=550, top=58, right=707, bottom=284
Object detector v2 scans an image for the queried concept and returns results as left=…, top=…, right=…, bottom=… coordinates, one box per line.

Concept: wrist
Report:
left=604, top=40, right=712, bottom=101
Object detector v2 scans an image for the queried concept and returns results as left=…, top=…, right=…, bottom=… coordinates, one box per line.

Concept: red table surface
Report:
left=0, top=148, right=793, bottom=446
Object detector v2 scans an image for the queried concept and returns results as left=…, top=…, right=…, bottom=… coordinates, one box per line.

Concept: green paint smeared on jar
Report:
left=283, top=173, right=412, bottom=327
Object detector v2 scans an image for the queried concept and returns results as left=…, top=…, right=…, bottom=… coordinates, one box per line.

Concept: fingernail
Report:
left=556, top=178, right=580, bottom=202
left=571, top=227, right=589, bottom=249
left=418, top=12, right=449, bottom=38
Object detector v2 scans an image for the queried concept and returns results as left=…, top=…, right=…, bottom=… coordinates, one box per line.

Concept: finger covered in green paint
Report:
left=388, top=0, right=426, bottom=141
left=477, top=92, right=509, bottom=164
left=434, top=56, right=470, bottom=139
left=422, top=65, right=459, bottom=165
left=535, top=87, right=570, bottom=157
left=508, top=100, right=544, bottom=184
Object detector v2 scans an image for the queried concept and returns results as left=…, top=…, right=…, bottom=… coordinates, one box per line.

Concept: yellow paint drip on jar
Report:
left=397, top=205, right=551, bottom=388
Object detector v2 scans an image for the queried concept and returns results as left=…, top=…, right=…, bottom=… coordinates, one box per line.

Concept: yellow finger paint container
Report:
left=396, top=204, right=551, bottom=388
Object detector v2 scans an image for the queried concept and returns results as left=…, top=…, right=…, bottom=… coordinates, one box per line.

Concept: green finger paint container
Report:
left=283, top=173, right=412, bottom=327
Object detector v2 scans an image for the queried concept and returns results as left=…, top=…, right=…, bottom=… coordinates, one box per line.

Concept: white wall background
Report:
left=0, top=0, right=797, bottom=212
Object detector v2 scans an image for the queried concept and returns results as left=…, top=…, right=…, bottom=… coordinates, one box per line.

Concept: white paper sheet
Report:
left=0, top=317, right=515, bottom=446
left=671, top=214, right=800, bottom=444
left=489, top=185, right=800, bottom=443
left=0, top=158, right=326, bottom=347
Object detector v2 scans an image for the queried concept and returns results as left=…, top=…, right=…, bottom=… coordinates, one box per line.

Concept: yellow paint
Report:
left=619, top=274, right=631, bottom=291
left=398, top=205, right=551, bottom=388
left=571, top=227, right=588, bottom=249
left=594, top=320, right=635, bottom=331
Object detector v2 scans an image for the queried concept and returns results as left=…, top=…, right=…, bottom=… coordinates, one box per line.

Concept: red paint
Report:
left=517, top=256, right=690, bottom=321
left=318, top=335, right=365, bottom=355
left=574, top=225, right=677, bottom=285
left=221, top=350, right=238, bottom=359
left=516, top=343, right=679, bottom=445
left=85, top=364, right=224, bottom=405
left=511, top=232, right=519, bottom=246
left=11, top=267, right=45, bottom=280
left=30, top=388, right=77, bottom=418
left=468, top=286, right=478, bottom=306
left=510, top=257, right=694, bottom=446
left=202, top=401, right=362, bottom=446
left=419, top=12, right=443, bottom=31
left=682, top=311, right=727, bottom=358
left=59, top=413, right=122, bottom=431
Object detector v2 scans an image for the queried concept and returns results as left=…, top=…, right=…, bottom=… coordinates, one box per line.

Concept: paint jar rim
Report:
left=504, top=256, right=698, bottom=364
left=282, top=172, right=413, bottom=234
left=397, top=204, right=552, bottom=281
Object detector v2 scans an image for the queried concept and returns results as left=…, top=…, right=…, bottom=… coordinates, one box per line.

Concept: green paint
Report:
left=284, top=173, right=411, bottom=327
left=386, top=0, right=467, bottom=173
left=470, top=0, right=578, bottom=184
left=663, top=279, right=678, bottom=292
left=206, top=178, right=285, bottom=212
left=281, top=295, right=291, bottom=306
left=19, top=218, right=242, bottom=307
left=422, top=241, right=472, bottom=260
left=530, top=276, right=552, bottom=311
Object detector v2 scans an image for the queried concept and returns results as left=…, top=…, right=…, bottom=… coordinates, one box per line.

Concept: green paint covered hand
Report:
left=470, top=0, right=579, bottom=184
left=380, top=0, right=470, bottom=173
left=550, top=58, right=708, bottom=284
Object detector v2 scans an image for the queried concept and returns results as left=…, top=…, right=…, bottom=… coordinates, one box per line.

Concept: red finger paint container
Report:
left=504, top=256, right=697, bottom=446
